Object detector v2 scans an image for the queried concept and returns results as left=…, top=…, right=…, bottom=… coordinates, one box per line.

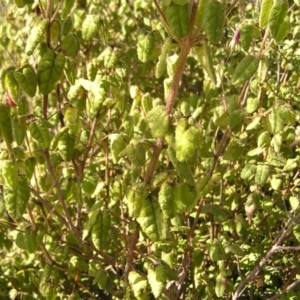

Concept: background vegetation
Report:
left=1, top=0, right=300, bottom=299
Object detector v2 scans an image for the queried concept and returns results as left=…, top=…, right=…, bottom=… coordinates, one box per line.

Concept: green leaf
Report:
left=155, top=37, right=172, bottom=78
left=136, top=198, right=163, bottom=242
left=127, top=183, right=148, bottom=218
left=268, top=0, right=289, bottom=41
left=240, top=22, right=260, bottom=51
left=61, top=33, right=79, bottom=57
left=61, top=17, right=73, bottom=35
left=82, top=209, right=100, bottom=240
left=82, top=15, right=101, bottom=41
left=215, top=273, right=226, bottom=297
left=175, top=122, right=201, bottom=161
left=257, top=131, right=271, bottom=148
left=50, top=19, right=61, bottom=47
left=273, top=105, right=291, bottom=134
left=203, top=0, right=225, bottom=43
left=147, top=264, right=166, bottom=298
left=110, top=133, right=129, bottom=163
left=2, top=161, right=18, bottom=189
left=259, top=0, right=274, bottom=28
left=232, top=56, right=260, bottom=85
left=38, top=50, right=66, bottom=95
left=128, top=272, right=149, bottom=300
left=207, top=240, right=226, bottom=262
left=4, top=175, right=30, bottom=220
left=272, top=133, right=282, bottom=152
left=0, top=104, right=14, bottom=145
left=50, top=127, right=68, bottom=151
left=137, top=32, right=155, bottom=63
left=226, top=244, right=245, bottom=256
left=6, top=71, right=19, bottom=103
left=29, top=121, right=51, bottom=149
left=16, top=231, right=37, bottom=253
left=167, top=146, right=195, bottom=186
left=282, top=158, right=298, bottom=172
left=64, top=58, right=76, bottom=85
left=158, top=182, right=176, bottom=218
left=25, top=157, right=36, bottom=179
left=62, top=0, right=75, bottom=19
left=193, top=248, right=205, bottom=267
left=289, top=196, right=299, bottom=211
left=228, top=110, right=244, bottom=130
left=91, top=210, right=111, bottom=250
left=14, top=65, right=37, bottom=97
left=164, top=3, right=190, bottom=38
left=241, top=164, right=256, bottom=180
left=97, top=45, right=123, bottom=69
left=257, top=58, right=268, bottom=84
left=195, top=0, right=209, bottom=27
left=145, top=106, right=169, bottom=138
left=119, top=141, right=146, bottom=166
left=26, top=18, right=49, bottom=55
left=255, top=164, right=271, bottom=185
left=272, top=16, right=291, bottom=42
left=12, top=118, right=26, bottom=146
left=141, top=93, right=153, bottom=113
left=14, top=0, right=26, bottom=8
left=65, top=107, right=78, bottom=124
left=270, top=175, right=282, bottom=190
left=82, top=172, right=98, bottom=195
left=57, top=131, right=75, bottom=161
left=195, top=43, right=217, bottom=84
left=201, top=204, right=231, bottom=223
left=223, top=140, right=244, bottom=160
left=173, top=183, right=197, bottom=213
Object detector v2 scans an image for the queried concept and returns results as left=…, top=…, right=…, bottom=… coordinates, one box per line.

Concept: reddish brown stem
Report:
left=144, top=137, right=164, bottom=184
left=124, top=227, right=139, bottom=285
left=165, top=37, right=191, bottom=114
left=144, top=37, right=192, bottom=183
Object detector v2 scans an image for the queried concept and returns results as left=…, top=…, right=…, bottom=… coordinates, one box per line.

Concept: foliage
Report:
left=1, top=0, right=300, bottom=299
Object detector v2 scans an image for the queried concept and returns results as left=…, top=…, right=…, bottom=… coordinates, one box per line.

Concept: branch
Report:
left=144, top=137, right=164, bottom=183
left=257, top=28, right=270, bottom=59
left=44, top=150, right=81, bottom=244
left=277, top=246, right=300, bottom=251
left=165, top=37, right=191, bottom=114
left=124, top=226, right=139, bottom=285
left=144, top=37, right=192, bottom=183
left=189, top=0, right=199, bottom=34
left=79, top=111, right=101, bottom=180
left=268, top=278, right=300, bottom=300
left=153, top=0, right=175, bottom=40
left=176, top=199, right=204, bottom=298
left=30, top=187, right=69, bottom=228
left=232, top=218, right=295, bottom=299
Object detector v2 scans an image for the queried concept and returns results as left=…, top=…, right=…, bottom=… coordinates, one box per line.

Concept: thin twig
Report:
left=144, top=37, right=192, bottom=183
left=80, top=111, right=101, bottom=180
left=189, top=0, right=199, bottom=34
left=30, top=187, right=69, bottom=228
left=50, top=0, right=63, bottom=22
left=225, top=0, right=239, bottom=17
left=176, top=199, right=205, bottom=298
left=268, top=278, right=300, bottom=300
left=232, top=218, right=295, bottom=299
left=277, top=246, right=300, bottom=251
left=153, top=0, right=175, bottom=40
left=44, top=150, right=80, bottom=244
left=124, top=226, right=139, bottom=285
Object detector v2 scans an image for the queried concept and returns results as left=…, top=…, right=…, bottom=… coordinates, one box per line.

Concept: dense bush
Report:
left=1, top=0, right=300, bottom=299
